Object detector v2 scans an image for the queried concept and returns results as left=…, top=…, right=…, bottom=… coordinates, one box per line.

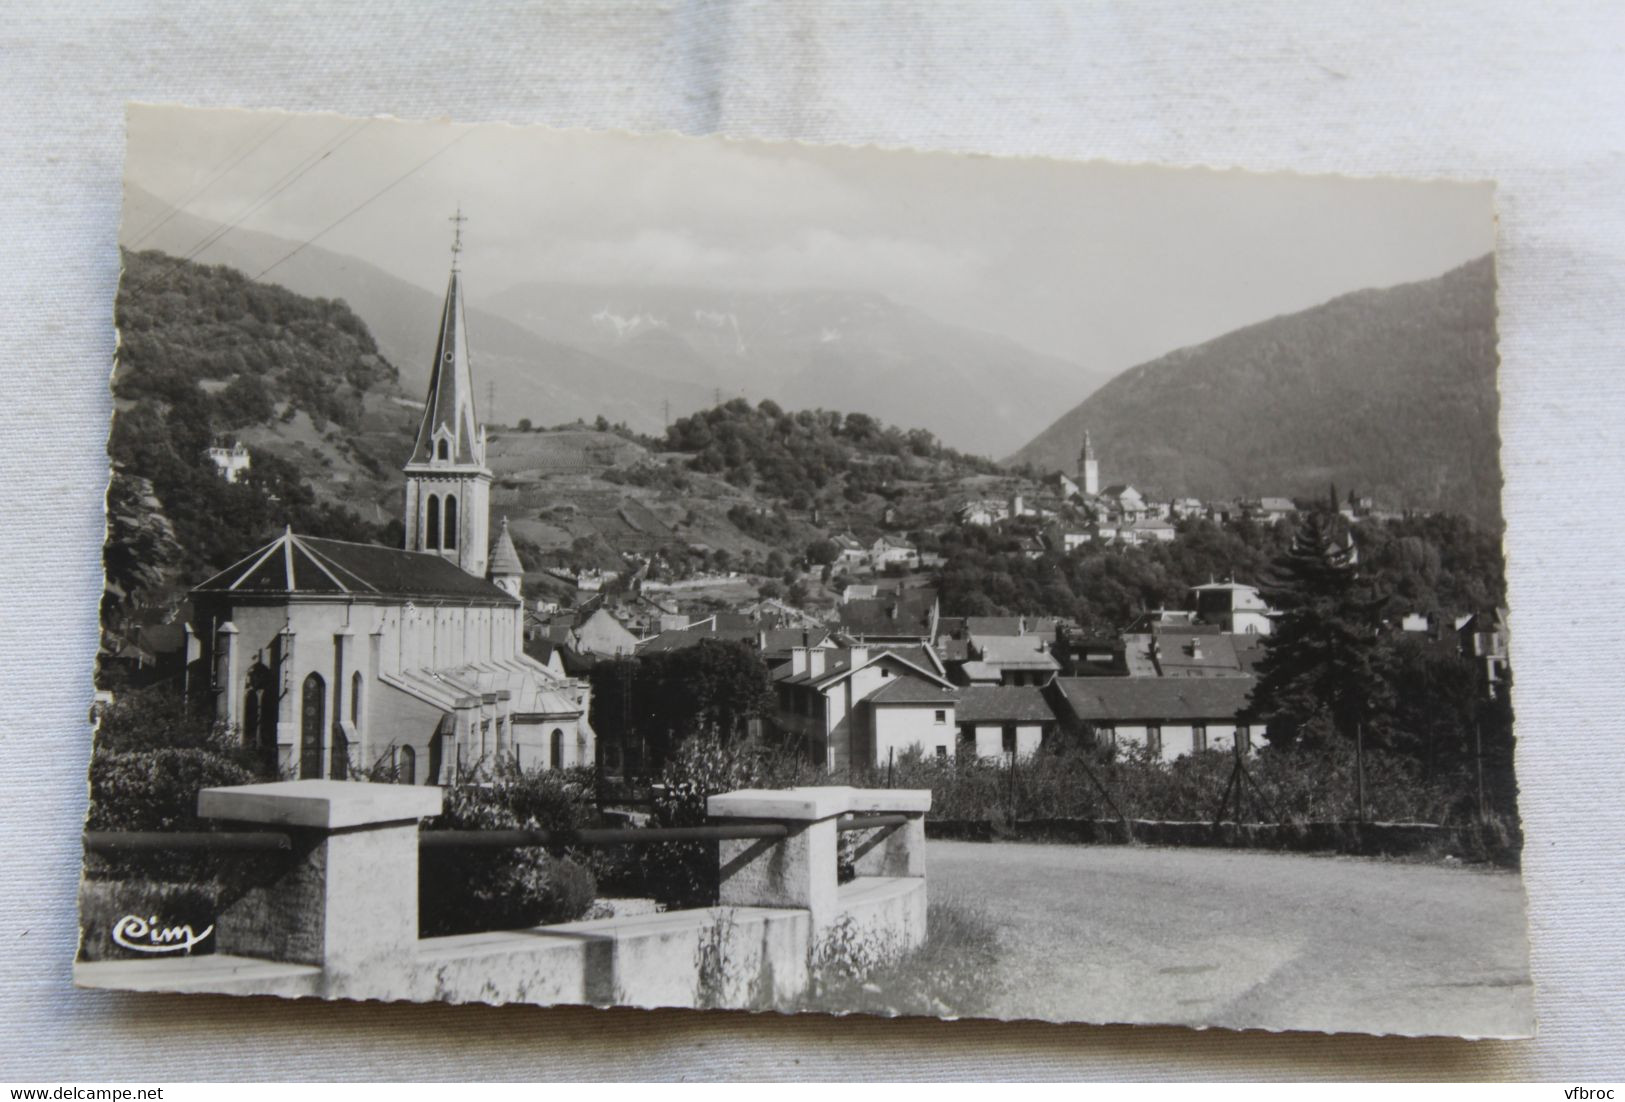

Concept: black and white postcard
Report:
left=79, top=104, right=1528, bottom=1038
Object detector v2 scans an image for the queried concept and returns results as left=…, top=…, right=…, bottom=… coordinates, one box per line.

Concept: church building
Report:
left=185, top=238, right=595, bottom=784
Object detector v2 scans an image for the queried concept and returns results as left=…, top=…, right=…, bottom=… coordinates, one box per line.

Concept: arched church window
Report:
left=426, top=495, right=440, bottom=549
left=444, top=494, right=458, bottom=550
left=350, top=671, right=362, bottom=726
left=399, top=744, right=416, bottom=785
left=437, top=439, right=449, bottom=461
left=550, top=728, right=564, bottom=769
left=299, top=672, right=325, bottom=780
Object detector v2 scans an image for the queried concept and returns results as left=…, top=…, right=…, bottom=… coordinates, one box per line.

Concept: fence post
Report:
left=197, top=779, right=441, bottom=989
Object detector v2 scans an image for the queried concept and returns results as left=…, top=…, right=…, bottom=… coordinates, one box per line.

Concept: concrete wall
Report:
left=872, top=702, right=956, bottom=766
left=1109, top=721, right=1244, bottom=763
left=968, top=721, right=1043, bottom=760
left=75, top=782, right=934, bottom=1011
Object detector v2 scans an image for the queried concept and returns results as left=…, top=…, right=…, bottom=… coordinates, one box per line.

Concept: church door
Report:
left=300, top=672, right=325, bottom=779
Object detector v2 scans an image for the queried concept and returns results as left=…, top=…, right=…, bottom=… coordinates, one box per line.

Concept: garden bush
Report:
left=418, top=784, right=597, bottom=937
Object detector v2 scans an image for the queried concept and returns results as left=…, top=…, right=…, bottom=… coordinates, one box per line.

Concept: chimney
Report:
left=1189, top=639, right=1203, bottom=660
left=791, top=646, right=808, bottom=676
left=849, top=645, right=868, bottom=667
left=808, top=648, right=827, bottom=678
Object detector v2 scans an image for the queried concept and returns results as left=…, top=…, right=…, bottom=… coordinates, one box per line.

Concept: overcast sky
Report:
left=123, top=104, right=1496, bottom=368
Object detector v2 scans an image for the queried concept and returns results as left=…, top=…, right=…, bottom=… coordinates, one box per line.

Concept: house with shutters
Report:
left=184, top=244, right=594, bottom=784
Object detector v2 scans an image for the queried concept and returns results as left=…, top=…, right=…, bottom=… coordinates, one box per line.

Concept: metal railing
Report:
left=83, top=813, right=905, bottom=854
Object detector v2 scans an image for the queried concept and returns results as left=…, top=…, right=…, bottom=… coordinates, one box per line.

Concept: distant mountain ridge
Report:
left=1006, top=256, right=1503, bottom=528
left=121, top=183, right=1113, bottom=456
left=485, top=281, right=1117, bottom=457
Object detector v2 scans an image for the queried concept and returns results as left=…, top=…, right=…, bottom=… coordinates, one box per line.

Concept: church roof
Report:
left=488, top=517, right=523, bottom=577
left=193, top=529, right=517, bottom=603
left=406, top=268, right=484, bottom=468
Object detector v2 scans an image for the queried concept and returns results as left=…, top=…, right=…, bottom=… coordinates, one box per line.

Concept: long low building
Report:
left=1046, top=675, right=1258, bottom=763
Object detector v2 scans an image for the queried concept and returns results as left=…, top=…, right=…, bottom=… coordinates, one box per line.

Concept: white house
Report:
left=954, top=685, right=1054, bottom=760
left=1049, top=676, right=1256, bottom=764
left=1190, top=580, right=1274, bottom=636
left=773, top=644, right=954, bottom=773
left=869, top=534, right=918, bottom=569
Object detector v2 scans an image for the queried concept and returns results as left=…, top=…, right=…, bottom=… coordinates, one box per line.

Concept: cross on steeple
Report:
left=448, top=205, right=468, bottom=269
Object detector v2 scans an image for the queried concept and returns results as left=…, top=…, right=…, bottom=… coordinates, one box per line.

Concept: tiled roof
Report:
left=836, top=589, right=937, bottom=636
left=1123, top=633, right=1248, bottom=678
left=956, top=685, right=1055, bottom=723
left=868, top=676, right=960, bottom=706
left=965, top=616, right=1026, bottom=637
left=194, top=530, right=516, bottom=603
left=1053, top=676, right=1256, bottom=722
left=973, top=634, right=1060, bottom=669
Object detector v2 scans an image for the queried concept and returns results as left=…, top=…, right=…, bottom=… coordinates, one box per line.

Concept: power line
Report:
left=252, top=129, right=472, bottom=283
left=125, top=116, right=293, bottom=249
left=131, top=118, right=372, bottom=296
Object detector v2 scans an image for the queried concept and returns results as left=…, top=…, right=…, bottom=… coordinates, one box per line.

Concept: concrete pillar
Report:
left=274, top=628, right=296, bottom=774
left=198, top=780, right=442, bottom=991
left=708, top=787, right=855, bottom=932
left=847, top=789, right=932, bottom=879
left=214, top=622, right=240, bottom=727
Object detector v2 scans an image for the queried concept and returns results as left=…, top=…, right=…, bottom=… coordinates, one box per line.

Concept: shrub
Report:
left=418, top=785, right=597, bottom=937
left=599, top=735, right=828, bottom=908
left=798, top=893, right=1002, bottom=1018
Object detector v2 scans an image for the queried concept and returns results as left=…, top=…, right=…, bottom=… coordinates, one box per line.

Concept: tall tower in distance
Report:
left=1079, top=430, right=1100, bottom=496
left=403, top=208, right=493, bottom=579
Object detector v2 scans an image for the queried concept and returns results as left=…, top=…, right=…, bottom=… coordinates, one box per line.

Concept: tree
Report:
left=517, top=417, right=533, bottom=432
left=587, top=640, right=774, bottom=771
left=1250, top=512, right=1388, bottom=750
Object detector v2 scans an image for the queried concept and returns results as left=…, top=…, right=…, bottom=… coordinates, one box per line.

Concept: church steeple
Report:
left=403, top=210, right=493, bottom=579
left=1079, top=430, right=1100, bottom=496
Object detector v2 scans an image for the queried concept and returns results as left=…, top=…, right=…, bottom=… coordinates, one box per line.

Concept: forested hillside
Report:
left=106, top=249, right=410, bottom=628
left=1008, top=256, right=1503, bottom=528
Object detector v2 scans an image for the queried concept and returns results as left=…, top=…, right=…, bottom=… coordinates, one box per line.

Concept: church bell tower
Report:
left=1079, top=430, right=1100, bottom=496
left=403, top=209, right=493, bottom=579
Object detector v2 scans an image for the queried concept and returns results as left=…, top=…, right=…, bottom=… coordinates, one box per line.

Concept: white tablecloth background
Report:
left=3, top=0, right=1621, bottom=1081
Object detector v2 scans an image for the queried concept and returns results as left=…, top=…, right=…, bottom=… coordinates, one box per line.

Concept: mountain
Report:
left=119, top=183, right=713, bottom=432
left=1006, top=256, right=1504, bottom=528
left=483, top=282, right=1117, bottom=458
left=121, top=183, right=1113, bottom=456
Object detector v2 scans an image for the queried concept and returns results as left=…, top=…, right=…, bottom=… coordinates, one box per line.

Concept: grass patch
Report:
left=798, top=893, right=1004, bottom=1019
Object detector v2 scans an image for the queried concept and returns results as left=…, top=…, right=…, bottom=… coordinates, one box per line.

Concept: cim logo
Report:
left=111, top=913, right=214, bottom=955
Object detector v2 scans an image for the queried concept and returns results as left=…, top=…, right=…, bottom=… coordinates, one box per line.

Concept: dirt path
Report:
left=928, top=840, right=1532, bottom=1037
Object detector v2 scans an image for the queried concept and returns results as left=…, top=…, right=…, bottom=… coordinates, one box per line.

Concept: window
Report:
left=1097, top=722, right=1116, bottom=750
left=350, top=671, right=362, bottom=726
left=934, top=709, right=947, bottom=725
left=436, top=438, right=449, bottom=461
left=1237, top=724, right=1252, bottom=752
left=1146, top=724, right=1162, bottom=758
left=1192, top=723, right=1207, bottom=753
left=935, top=745, right=948, bottom=762
left=425, top=495, right=440, bottom=550
left=398, top=744, right=416, bottom=785
left=550, top=728, right=565, bottom=769
left=880, top=667, right=892, bottom=678
left=1002, top=724, right=1017, bottom=755
left=444, top=494, right=458, bottom=550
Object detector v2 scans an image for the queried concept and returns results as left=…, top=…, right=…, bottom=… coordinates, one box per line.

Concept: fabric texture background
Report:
left=2, top=0, right=1621, bottom=1081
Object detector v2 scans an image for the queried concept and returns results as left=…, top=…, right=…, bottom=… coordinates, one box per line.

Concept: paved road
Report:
left=928, top=840, right=1533, bottom=1037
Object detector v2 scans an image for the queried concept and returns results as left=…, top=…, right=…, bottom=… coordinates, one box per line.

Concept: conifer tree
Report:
left=1251, top=511, right=1389, bottom=749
